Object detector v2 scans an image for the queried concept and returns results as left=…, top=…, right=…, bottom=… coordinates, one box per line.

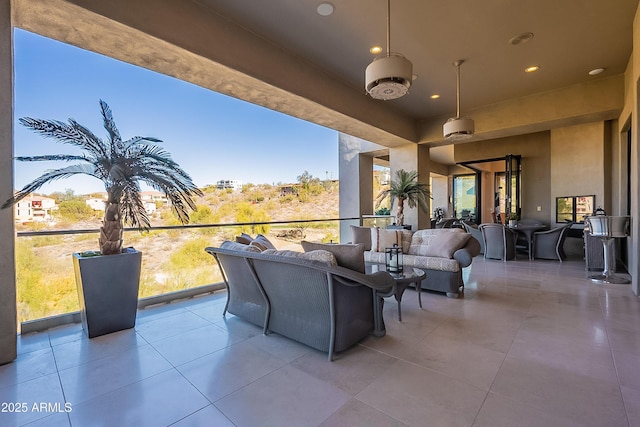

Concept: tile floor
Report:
left=1, top=257, right=640, bottom=426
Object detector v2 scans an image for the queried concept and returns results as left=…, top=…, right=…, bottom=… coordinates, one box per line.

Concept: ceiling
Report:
left=196, top=0, right=638, bottom=122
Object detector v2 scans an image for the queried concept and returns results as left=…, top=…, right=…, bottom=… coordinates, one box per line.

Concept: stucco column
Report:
left=0, top=0, right=17, bottom=365
left=389, top=144, right=431, bottom=230
left=338, top=133, right=375, bottom=242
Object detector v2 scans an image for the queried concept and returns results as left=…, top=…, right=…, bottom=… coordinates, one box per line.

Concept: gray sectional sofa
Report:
left=205, top=244, right=395, bottom=361
left=351, top=226, right=481, bottom=298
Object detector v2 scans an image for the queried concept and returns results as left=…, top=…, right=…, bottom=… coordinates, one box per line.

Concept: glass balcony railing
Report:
left=15, top=217, right=359, bottom=328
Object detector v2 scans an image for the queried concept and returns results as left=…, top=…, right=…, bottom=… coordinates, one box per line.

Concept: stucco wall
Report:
left=550, top=122, right=607, bottom=223
left=0, top=0, right=17, bottom=365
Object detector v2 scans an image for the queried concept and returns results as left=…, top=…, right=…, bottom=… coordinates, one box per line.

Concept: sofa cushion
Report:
left=350, top=225, right=372, bottom=251
left=424, top=231, right=472, bottom=258
left=365, top=251, right=461, bottom=273
left=250, top=234, right=277, bottom=251
left=370, top=228, right=411, bottom=253
left=235, top=233, right=254, bottom=245
left=301, top=241, right=365, bottom=273
left=262, top=248, right=337, bottom=267
left=220, top=240, right=262, bottom=253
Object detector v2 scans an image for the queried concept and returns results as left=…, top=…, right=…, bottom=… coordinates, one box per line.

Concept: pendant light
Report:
left=443, top=60, right=474, bottom=140
left=365, top=0, right=413, bottom=100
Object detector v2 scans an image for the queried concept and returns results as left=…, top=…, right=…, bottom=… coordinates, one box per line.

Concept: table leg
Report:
left=417, top=281, right=423, bottom=309
left=372, top=289, right=386, bottom=337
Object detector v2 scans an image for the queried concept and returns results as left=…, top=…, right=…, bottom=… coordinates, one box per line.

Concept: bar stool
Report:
left=585, top=216, right=630, bottom=284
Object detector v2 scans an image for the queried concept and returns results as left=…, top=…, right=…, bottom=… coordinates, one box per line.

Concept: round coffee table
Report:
left=366, top=264, right=426, bottom=322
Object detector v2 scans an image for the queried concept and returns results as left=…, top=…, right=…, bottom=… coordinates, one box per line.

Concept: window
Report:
left=556, top=195, right=595, bottom=223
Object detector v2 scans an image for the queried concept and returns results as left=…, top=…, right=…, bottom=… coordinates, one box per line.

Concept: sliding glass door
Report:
left=453, top=174, right=477, bottom=222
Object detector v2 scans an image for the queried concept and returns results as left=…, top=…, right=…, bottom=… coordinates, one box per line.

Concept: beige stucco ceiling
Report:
left=11, top=0, right=639, bottom=152
left=197, top=0, right=637, bottom=120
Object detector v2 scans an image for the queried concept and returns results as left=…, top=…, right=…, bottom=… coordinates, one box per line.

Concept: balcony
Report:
left=2, top=254, right=639, bottom=426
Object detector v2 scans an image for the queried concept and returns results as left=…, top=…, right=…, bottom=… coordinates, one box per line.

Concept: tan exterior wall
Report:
left=0, top=0, right=17, bottom=365
left=551, top=122, right=608, bottom=224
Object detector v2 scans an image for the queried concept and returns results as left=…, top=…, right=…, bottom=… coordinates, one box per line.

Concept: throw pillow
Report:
left=220, top=240, right=262, bottom=253
left=370, top=228, right=410, bottom=253
left=262, top=249, right=337, bottom=267
left=350, top=225, right=372, bottom=251
left=424, top=232, right=472, bottom=258
left=300, top=241, right=365, bottom=273
left=235, top=233, right=253, bottom=245
left=250, top=234, right=276, bottom=251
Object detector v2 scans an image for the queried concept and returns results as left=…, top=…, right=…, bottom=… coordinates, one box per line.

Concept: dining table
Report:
left=508, top=223, right=547, bottom=260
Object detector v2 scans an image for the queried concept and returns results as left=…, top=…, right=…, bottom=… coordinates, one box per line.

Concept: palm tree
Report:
left=2, top=100, right=203, bottom=255
left=376, top=169, right=430, bottom=226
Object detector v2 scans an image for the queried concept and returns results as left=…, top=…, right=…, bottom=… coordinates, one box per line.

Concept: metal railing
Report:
left=16, top=217, right=363, bottom=333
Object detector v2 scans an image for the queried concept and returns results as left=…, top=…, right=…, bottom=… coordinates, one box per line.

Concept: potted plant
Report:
left=2, top=100, right=202, bottom=338
left=376, top=169, right=430, bottom=229
left=508, top=212, right=519, bottom=227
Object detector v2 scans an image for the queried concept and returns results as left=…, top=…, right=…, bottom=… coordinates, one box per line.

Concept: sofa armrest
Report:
left=453, top=237, right=481, bottom=267
left=331, top=265, right=395, bottom=292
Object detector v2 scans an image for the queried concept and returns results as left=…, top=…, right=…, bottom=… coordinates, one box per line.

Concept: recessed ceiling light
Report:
left=589, top=68, right=605, bottom=76
left=317, top=2, right=334, bottom=16
left=525, top=65, right=540, bottom=73
left=430, top=94, right=440, bottom=99
left=509, top=32, right=534, bottom=46
left=370, top=46, right=383, bottom=55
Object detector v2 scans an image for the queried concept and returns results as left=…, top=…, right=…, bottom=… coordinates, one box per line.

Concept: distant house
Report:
left=140, top=191, right=169, bottom=206
left=86, top=197, right=107, bottom=211
left=279, top=185, right=297, bottom=196
left=14, top=195, right=57, bottom=223
left=216, top=180, right=243, bottom=190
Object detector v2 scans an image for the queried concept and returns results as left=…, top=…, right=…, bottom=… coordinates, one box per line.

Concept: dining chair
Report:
left=461, top=220, right=484, bottom=255
left=480, top=224, right=517, bottom=261
left=532, top=222, right=574, bottom=261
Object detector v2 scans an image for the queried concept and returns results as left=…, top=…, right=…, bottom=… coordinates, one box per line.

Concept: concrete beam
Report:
left=0, top=0, right=17, bottom=365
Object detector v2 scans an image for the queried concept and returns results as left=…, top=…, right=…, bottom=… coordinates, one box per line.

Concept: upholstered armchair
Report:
left=480, top=224, right=517, bottom=261
left=532, top=223, right=573, bottom=261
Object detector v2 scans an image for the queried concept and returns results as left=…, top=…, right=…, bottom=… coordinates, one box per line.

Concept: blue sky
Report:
left=13, top=29, right=339, bottom=195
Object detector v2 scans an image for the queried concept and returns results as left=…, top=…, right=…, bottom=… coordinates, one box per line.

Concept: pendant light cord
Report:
left=386, top=0, right=391, bottom=56
left=454, top=60, right=463, bottom=118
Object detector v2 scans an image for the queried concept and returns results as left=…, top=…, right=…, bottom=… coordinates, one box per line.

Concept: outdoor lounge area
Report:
left=2, top=257, right=639, bottom=426
left=2, top=1, right=640, bottom=426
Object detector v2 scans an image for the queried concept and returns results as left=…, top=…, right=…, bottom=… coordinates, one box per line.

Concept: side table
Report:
left=366, top=264, right=426, bottom=336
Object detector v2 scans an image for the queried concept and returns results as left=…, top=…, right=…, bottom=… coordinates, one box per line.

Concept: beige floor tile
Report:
left=134, top=310, right=212, bottom=343
left=170, top=404, right=235, bottom=427
left=215, top=364, right=351, bottom=427
left=404, top=330, right=506, bottom=390
left=491, top=355, right=627, bottom=426
left=508, top=327, right=615, bottom=379
left=52, top=328, right=145, bottom=371
left=472, top=392, right=584, bottom=427
left=58, top=344, right=172, bottom=405
left=150, top=323, right=243, bottom=366
left=69, top=370, right=209, bottom=427
left=319, top=399, right=408, bottom=427
left=356, top=360, right=487, bottom=427
left=176, top=340, right=286, bottom=402
left=291, top=344, right=397, bottom=395
left=0, top=373, right=67, bottom=427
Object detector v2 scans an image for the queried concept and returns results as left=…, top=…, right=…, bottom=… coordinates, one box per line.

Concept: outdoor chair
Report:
left=532, top=222, right=574, bottom=261
left=461, top=220, right=484, bottom=255
left=480, top=224, right=517, bottom=261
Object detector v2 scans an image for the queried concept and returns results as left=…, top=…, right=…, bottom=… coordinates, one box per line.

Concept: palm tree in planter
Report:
left=2, top=100, right=202, bottom=338
left=376, top=169, right=430, bottom=228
